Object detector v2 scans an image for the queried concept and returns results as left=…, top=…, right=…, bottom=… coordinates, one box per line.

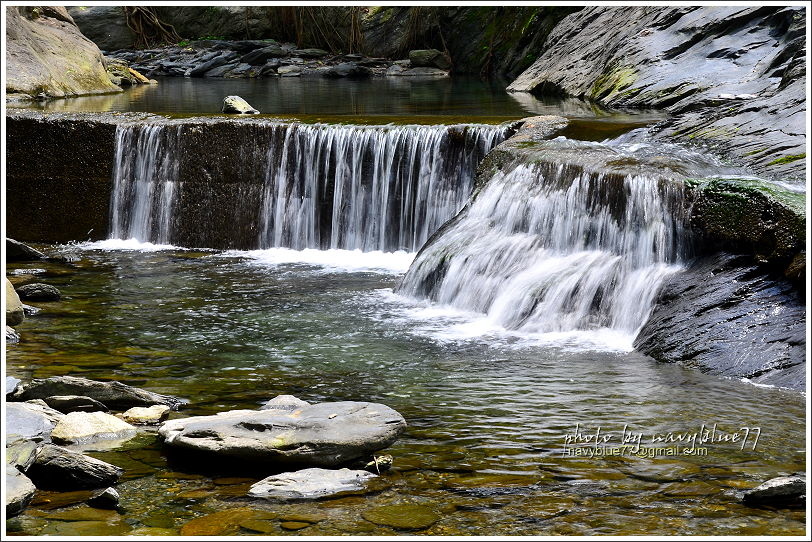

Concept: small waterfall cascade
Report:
left=107, top=121, right=505, bottom=251
left=258, top=123, right=506, bottom=252
left=109, top=124, right=182, bottom=244
left=397, top=149, right=691, bottom=336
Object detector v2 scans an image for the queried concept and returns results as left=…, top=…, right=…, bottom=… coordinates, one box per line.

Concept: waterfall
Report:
left=110, top=124, right=181, bottom=244
left=108, top=121, right=504, bottom=251
left=397, top=152, right=690, bottom=337
left=258, top=123, right=506, bottom=252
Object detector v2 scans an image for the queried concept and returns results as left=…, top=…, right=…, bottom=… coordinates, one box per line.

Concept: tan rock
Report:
left=120, top=404, right=170, bottom=425
left=51, top=411, right=136, bottom=444
left=5, top=278, right=24, bottom=326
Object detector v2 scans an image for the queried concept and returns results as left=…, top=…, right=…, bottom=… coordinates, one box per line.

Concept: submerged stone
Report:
left=362, top=503, right=441, bottom=530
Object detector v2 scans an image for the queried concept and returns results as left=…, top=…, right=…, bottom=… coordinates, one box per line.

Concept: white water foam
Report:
left=78, top=238, right=182, bottom=252
left=225, top=247, right=415, bottom=274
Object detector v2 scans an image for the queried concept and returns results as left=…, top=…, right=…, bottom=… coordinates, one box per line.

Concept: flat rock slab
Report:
left=6, top=402, right=64, bottom=445
left=51, top=411, right=137, bottom=445
left=159, top=401, right=406, bottom=467
left=11, top=376, right=185, bottom=410
left=26, top=444, right=123, bottom=490
left=6, top=465, right=37, bottom=517
left=249, top=467, right=377, bottom=500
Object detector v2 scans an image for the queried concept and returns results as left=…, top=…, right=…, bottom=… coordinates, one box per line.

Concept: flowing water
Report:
left=5, top=247, right=806, bottom=536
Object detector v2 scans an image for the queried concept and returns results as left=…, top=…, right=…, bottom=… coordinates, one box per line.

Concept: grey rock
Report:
left=6, top=238, right=45, bottom=261
left=391, top=67, right=449, bottom=77
left=634, top=253, right=805, bottom=390
left=189, top=51, right=238, bottom=77
left=385, top=64, right=406, bottom=76
left=26, top=444, right=123, bottom=490
left=50, top=411, right=137, bottom=445
left=6, top=326, right=20, bottom=344
left=6, top=402, right=64, bottom=446
left=507, top=6, right=806, bottom=181
left=159, top=401, right=406, bottom=467
left=259, top=59, right=281, bottom=76
left=22, top=303, right=40, bottom=317
left=203, top=61, right=239, bottom=78
left=322, top=62, right=372, bottom=79
left=409, top=49, right=451, bottom=70
left=226, top=63, right=256, bottom=78
left=15, top=283, right=61, bottom=301
left=6, top=441, right=39, bottom=472
left=240, top=45, right=287, bottom=65
left=43, top=395, right=110, bottom=414
left=222, top=95, right=260, bottom=114
left=6, top=465, right=36, bottom=517
left=260, top=394, right=310, bottom=412
left=248, top=467, right=377, bottom=500
left=296, top=48, right=329, bottom=58
left=743, top=475, right=805, bottom=506
left=88, top=487, right=120, bottom=509
left=6, top=376, right=22, bottom=396
left=277, top=65, right=302, bottom=77
left=67, top=6, right=135, bottom=50
left=10, top=376, right=186, bottom=410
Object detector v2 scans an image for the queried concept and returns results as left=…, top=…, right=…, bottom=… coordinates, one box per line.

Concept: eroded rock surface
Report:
left=248, top=467, right=378, bottom=500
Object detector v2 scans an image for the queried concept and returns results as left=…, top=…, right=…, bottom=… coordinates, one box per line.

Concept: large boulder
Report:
left=26, top=444, right=123, bottom=490
left=5, top=278, right=25, bottom=326
left=5, top=6, right=120, bottom=100
left=507, top=6, right=806, bottom=181
left=248, top=467, right=377, bottom=500
left=6, top=465, right=36, bottom=517
left=50, top=411, right=137, bottom=445
left=221, top=95, right=259, bottom=114
left=5, top=238, right=45, bottom=261
left=10, top=376, right=186, bottom=410
left=240, top=45, right=286, bottom=65
left=15, top=282, right=61, bottom=302
left=159, top=401, right=406, bottom=467
left=6, top=401, right=64, bottom=445
left=66, top=6, right=135, bottom=50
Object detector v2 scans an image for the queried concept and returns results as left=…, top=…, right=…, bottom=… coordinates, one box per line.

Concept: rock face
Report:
left=11, top=376, right=186, bottom=410
left=66, top=6, right=134, bottom=50
left=5, top=6, right=120, bottom=100
left=15, top=282, right=61, bottom=302
left=221, top=95, right=259, bottom=114
left=50, top=411, right=137, bottom=445
left=6, top=238, right=45, bottom=261
left=248, top=467, right=377, bottom=500
left=159, top=401, right=406, bottom=467
left=26, top=444, right=123, bottom=490
left=5, top=278, right=25, bottom=326
left=507, top=6, right=806, bottom=181
left=6, top=465, right=37, bottom=518
left=742, top=475, right=805, bottom=507
left=634, top=253, right=806, bottom=390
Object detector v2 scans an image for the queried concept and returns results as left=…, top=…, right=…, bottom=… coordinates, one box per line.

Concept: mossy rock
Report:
left=688, top=177, right=806, bottom=264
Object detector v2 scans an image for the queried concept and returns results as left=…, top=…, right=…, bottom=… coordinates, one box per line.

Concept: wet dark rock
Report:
left=634, top=253, right=805, bottom=390
left=362, top=503, right=441, bottom=531
left=5, top=238, right=45, bottom=261
left=203, top=61, right=239, bottom=78
left=159, top=401, right=406, bottom=467
left=322, top=62, right=372, bottom=78
left=6, top=401, right=64, bottom=445
left=742, top=475, right=805, bottom=507
left=221, top=95, right=260, bottom=114
left=248, top=467, right=378, bottom=500
left=260, top=394, right=310, bottom=412
left=87, top=487, right=120, bottom=510
left=26, top=444, right=123, bottom=490
left=297, top=48, right=329, bottom=58
left=388, top=67, right=449, bottom=77
left=11, top=376, right=186, bottom=410
left=409, top=49, right=451, bottom=70
left=6, top=465, right=36, bottom=517
left=507, top=6, right=806, bottom=180
left=240, top=45, right=287, bottom=65
left=43, top=395, right=110, bottom=414
left=15, top=283, right=61, bottom=301
left=226, top=63, right=257, bottom=78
